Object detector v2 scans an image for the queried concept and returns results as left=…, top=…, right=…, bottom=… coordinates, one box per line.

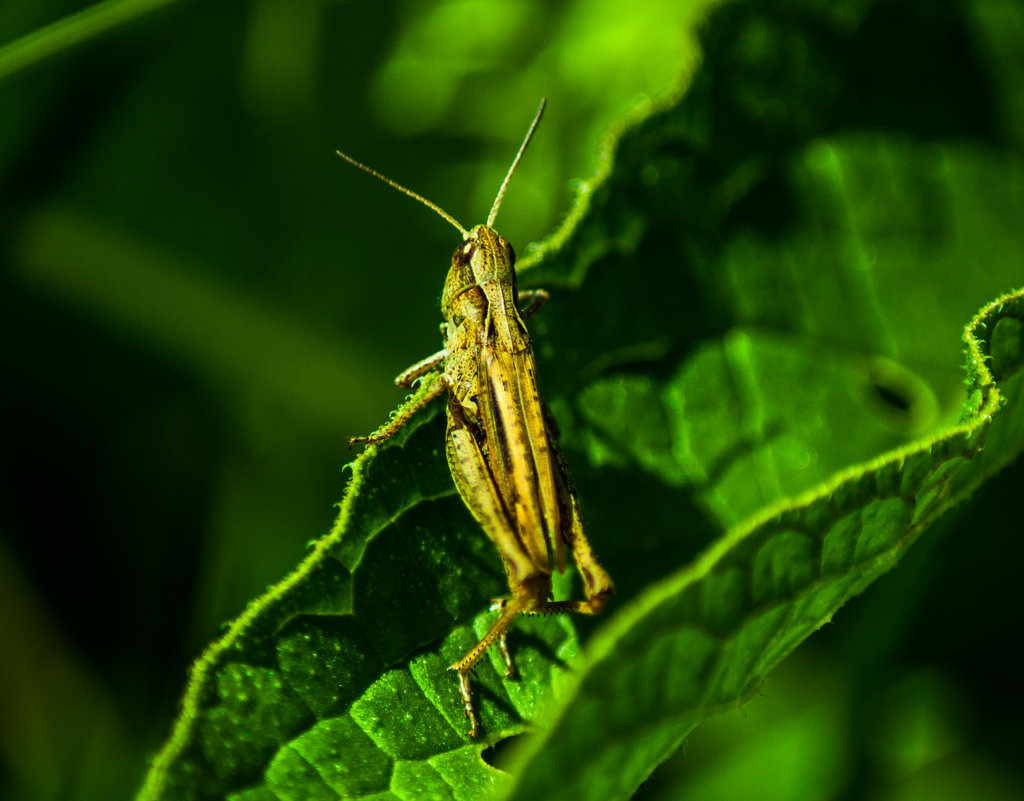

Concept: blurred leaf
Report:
left=136, top=0, right=1024, bottom=800
left=0, top=0, right=180, bottom=81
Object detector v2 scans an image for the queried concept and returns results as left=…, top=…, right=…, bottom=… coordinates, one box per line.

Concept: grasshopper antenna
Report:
left=335, top=149, right=469, bottom=238
left=487, top=98, right=546, bottom=228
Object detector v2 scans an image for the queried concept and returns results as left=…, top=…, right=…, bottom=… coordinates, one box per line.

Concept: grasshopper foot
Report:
left=498, top=631, right=516, bottom=679
left=453, top=668, right=480, bottom=739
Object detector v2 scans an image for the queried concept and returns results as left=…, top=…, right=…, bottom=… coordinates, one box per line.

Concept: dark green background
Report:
left=1, top=1, right=1022, bottom=799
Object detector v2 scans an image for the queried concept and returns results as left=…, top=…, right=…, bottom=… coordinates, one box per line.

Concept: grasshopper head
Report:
left=441, top=224, right=516, bottom=313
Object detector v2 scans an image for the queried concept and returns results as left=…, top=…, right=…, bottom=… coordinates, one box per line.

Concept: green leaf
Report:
left=138, top=1, right=1024, bottom=799
left=503, top=283, right=1023, bottom=799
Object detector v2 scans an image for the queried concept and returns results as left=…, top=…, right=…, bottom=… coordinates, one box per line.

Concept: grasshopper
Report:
left=340, top=100, right=613, bottom=738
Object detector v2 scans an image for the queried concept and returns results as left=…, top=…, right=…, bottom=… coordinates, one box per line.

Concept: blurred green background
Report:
left=1, top=1, right=1022, bottom=800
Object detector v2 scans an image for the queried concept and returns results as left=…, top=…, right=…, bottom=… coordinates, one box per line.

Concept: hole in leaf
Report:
left=864, top=358, right=938, bottom=435
left=873, top=382, right=911, bottom=413
left=481, top=731, right=530, bottom=770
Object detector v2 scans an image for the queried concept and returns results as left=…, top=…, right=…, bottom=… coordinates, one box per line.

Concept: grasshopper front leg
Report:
left=517, top=289, right=548, bottom=320
left=348, top=291, right=544, bottom=448
left=347, top=358, right=448, bottom=448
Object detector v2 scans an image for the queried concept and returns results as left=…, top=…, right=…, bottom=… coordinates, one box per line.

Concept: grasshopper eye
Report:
left=454, top=239, right=476, bottom=267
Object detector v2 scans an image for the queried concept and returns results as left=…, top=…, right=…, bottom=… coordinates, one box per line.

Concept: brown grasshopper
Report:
left=339, top=100, right=613, bottom=738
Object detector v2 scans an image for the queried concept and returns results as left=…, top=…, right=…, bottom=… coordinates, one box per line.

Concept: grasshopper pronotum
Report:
left=340, top=100, right=613, bottom=738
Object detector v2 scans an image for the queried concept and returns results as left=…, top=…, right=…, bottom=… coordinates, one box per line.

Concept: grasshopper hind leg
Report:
left=449, top=577, right=551, bottom=738
left=448, top=575, right=613, bottom=739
